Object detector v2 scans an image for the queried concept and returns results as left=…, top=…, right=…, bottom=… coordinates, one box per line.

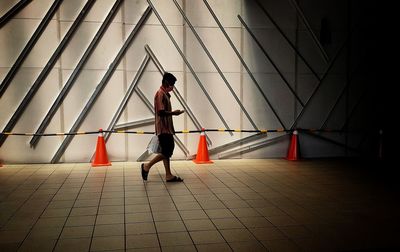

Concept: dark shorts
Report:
left=158, top=134, right=174, bottom=158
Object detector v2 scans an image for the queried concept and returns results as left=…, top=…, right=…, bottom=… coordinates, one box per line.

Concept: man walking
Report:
left=141, top=72, right=184, bottom=182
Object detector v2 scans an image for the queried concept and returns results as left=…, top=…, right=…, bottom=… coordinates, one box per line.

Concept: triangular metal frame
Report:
left=0, top=0, right=95, bottom=147
left=30, top=0, right=124, bottom=148
left=51, top=5, right=152, bottom=163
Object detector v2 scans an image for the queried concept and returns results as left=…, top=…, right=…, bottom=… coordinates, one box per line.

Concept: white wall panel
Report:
left=62, top=69, right=106, bottom=131
left=14, top=0, right=53, bottom=19
left=184, top=0, right=214, bottom=27
left=127, top=134, right=144, bottom=161
left=13, top=69, right=61, bottom=132
left=60, top=22, right=101, bottom=69
left=242, top=31, right=273, bottom=74
left=239, top=133, right=290, bottom=159
left=325, top=77, right=366, bottom=130
left=126, top=25, right=183, bottom=72
left=0, top=133, right=62, bottom=163
left=0, top=69, right=62, bottom=163
left=141, top=0, right=183, bottom=26
left=124, top=0, right=149, bottom=25
left=241, top=0, right=272, bottom=29
left=123, top=70, right=155, bottom=124
left=0, top=19, right=39, bottom=67
left=22, top=20, right=59, bottom=68
left=0, top=0, right=20, bottom=16
left=187, top=72, right=241, bottom=128
left=84, top=22, right=124, bottom=70
left=297, top=74, right=346, bottom=129
left=0, top=0, right=374, bottom=163
left=242, top=0, right=297, bottom=30
left=63, top=70, right=124, bottom=162
left=242, top=73, right=286, bottom=130
left=186, top=0, right=242, bottom=28
left=185, top=27, right=241, bottom=73
left=296, top=31, right=328, bottom=74
left=325, top=94, right=346, bottom=130
left=296, top=73, right=319, bottom=102
left=186, top=72, right=241, bottom=149
left=242, top=28, right=295, bottom=73
left=246, top=73, right=296, bottom=129
left=300, top=133, right=347, bottom=158
left=0, top=68, right=41, bottom=128
left=59, top=0, right=86, bottom=22
left=84, top=0, right=121, bottom=23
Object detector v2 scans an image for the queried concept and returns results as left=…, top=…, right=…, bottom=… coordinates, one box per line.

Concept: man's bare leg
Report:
left=144, top=154, right=165, bottom=172
left=163, top=158, right=174, bottom=180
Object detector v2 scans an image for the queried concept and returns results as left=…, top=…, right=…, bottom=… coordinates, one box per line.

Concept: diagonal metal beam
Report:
left=320, top=57, right=367, bottom=129
left=51, top=5, right=152, bottom=163
left=254, top=0, right=321, bottom=81
left=114, top=118, right=154, bottom=130
left=146, top=0, right=233, bottom=136
left=144, top=44, right=212, bottom=145
left=209, top=133, right=268, bottom=156
left=340, top=86, right=370, bottom=132
left=290, top=34, right=351, bottom=130
left=145, top=44, right=203, bottom=133
left=103, top=54, right=150, bottom=142
left=30, top=0, right=124, bottom=147
left=202, top=0, right=286, bottom=130
left=0, top=0, right=95, bottom=147
left=301, top=130, right=359, bottom=153
left=173, top=0, right=258, bottom=130
left=187, top=133, right=268, bottom=160
left=238, top=15, right=305, bottom=107
left=0, top=0, right=32, bottom=29
left=0, top=0, right=63, bottom=98
left=289, top=0, right=330, bottom=63
left=135, top=88, right=154, bottom=113
left=218, top=133, right=289, bottom=159
left=92, top=53, right=188, bottom=159
left=320, top=74, right=355, bottom=130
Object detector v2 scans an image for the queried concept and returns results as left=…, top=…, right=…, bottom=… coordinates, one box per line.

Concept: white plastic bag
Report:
left=147, top=134, right=161, bottom=154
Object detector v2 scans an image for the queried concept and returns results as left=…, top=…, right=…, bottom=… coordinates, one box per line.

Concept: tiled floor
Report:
left=0, top=159, right=399, bottom=251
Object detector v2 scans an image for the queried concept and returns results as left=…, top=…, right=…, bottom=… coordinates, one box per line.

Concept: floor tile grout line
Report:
left=170, top=164, right=237, bottom=250
left=12, top=165, right=76, bottom=251
left=50, top=165, right=92, bottom=251
left=239, top=163, right=324, bottom=242
left=0, top=165, right=35, bottom=205
left=0, top=164, right=54, bottom=229
left=154, top=165, right=199, bottom=251
left=2, top=160, right=397, bottom=252
left=137, top=163, right=163, bottom=251
left=87, top=166, right=108, bottom=252
left=225, top=164, right=310, bottom=243
left=189, top=163, right=270, bottom=250
left=226, top=163, right=318, bottom=250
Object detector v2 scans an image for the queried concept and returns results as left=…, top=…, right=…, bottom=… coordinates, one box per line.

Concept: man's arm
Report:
left=158, top=110, right=184, bottom=116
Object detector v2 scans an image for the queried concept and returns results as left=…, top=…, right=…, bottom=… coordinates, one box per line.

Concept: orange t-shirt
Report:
left=154, top=86, right=174, bottom=135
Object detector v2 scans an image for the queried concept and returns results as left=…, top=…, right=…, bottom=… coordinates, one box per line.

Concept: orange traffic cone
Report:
left=92, top=129, right=111, bottom=167
left=193, top=128, right=213, bottom=164
left=286, top=130, right=299, bottom=161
